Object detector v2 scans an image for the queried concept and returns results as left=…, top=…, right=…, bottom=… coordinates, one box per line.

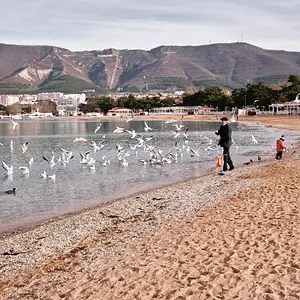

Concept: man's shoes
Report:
left=218, top=170, right=226, bottom=176
left=229, top=166, right=235, bottom=171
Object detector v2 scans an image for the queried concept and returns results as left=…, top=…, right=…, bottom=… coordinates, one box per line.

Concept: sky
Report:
left=1, top=0, right=300, bottom=52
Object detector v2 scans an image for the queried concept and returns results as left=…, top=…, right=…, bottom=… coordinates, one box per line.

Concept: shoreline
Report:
left=0, top=114, right=298, bottom=239
left=0, top=159, right=274, bottom=276
left=1, top=115, right=300, bottom=298
left=0, top=164, right=217, bottom=238
left=1, top=154, right=299, bottom=298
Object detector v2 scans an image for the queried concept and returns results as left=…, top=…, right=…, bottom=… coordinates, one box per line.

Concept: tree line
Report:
left=79, top=75, right=300, bottom=114
left=1, top=75, right=300, bottom=115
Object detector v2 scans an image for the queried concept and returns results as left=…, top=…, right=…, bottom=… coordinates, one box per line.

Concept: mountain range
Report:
left=1, top=42, right=300, bottom=94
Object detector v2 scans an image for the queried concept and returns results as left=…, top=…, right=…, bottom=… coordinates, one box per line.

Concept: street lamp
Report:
left=244, top=80, right=250, bottom=108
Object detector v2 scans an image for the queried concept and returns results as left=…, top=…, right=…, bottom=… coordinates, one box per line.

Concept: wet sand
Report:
left=0, top=115, right=300, bottom=299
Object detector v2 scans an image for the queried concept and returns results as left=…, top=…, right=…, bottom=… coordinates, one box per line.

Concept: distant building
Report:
left=0, top=95, right=20, bottom=106
left=107, top=107, right=133, bottom=116
left=37, top=92, right=64, bottom=101
left=19, top=94, right=38, bottom=105
left=56, top=93, right=86, bottom=116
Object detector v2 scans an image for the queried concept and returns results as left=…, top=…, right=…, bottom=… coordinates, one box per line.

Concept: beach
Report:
left=0, top=115, right=300, bottom=299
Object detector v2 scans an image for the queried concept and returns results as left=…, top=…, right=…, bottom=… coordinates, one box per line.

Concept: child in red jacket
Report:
left=276, top=135, right=287, bottom=160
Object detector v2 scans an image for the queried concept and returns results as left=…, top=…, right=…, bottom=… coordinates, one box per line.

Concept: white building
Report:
left=150, top=106, right=205, bottom=115
left=37, top=92, right=64, bottom=101
left=0, top=95, right=20, bottom=106
left=56, top=93, right=86, bottom=116
left=107, top=108, right=133, bottom=116
left=19, top=94, right=38, bottom=105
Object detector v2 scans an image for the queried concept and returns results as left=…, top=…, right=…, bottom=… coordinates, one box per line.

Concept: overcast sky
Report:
left=1, top=0, right=300, bottom=51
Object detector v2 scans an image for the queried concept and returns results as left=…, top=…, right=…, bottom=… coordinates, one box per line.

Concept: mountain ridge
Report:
left=0, top=42, right=300, bottom=93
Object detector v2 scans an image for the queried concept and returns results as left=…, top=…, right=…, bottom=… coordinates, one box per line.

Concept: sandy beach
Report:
left=0, top=115, right=300, bottom=299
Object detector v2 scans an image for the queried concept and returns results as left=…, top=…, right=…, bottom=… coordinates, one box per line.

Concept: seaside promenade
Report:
left=0, top=115, right=299, bottom=299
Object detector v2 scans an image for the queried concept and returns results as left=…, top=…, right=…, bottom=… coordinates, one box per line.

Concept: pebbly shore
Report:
left=0, top=159, right=271, bottom=280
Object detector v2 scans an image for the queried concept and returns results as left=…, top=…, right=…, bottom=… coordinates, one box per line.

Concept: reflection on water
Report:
left=0, top=118, right=298, bottom=233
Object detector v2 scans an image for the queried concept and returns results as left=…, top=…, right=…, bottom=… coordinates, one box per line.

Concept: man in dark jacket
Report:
left=215, top=116, right=234, bottom=175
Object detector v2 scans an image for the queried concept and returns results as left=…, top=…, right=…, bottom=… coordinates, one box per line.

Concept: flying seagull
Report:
left=94, top=122, right=102, bottom=133
left=2, top=162, right=13, bottom=176
left=11, top=119, right=18, bottom=131
left=21, top=141, right=29, bottom=154
left=251, top=134, right=258, bottom=144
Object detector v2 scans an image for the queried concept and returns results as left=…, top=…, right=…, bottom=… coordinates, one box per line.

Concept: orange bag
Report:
left=216, top=154, right=224, bottom=168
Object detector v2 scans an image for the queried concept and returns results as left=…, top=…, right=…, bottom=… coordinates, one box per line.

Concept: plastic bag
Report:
left=216, top=154, right=224, bottom=168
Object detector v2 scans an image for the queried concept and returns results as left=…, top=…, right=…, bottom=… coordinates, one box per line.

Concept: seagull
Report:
left=190, top=147, right=200, bottom=157
left=165, top=120, right=177, bottom=124
left=126, top=129, right=138, bottom=139
left=251, top=134, right=258, bottom=144
left=11, top=119, right=18, bottom=130
left=144, top=136, right=154, bottom=143
left=120, top=158, right=128, bottom=167
left=113, top=126, right=124, bottom=134
left=5, top=188, right=16, bottom=195
left=47, top=174, right=56, bottom=180
left=244, top=159, right=253, bottom=165
left=101, top=159, right=110, bottom=167
left=126, top=117, right=134, bottom=123
left=183, top=127, right=189, bottom=139
left=94, top=122, right=102, bottom=133
left=28, top=157, right=34, bottom=166
left=172, top=124, right=185, bottom=131
left=42, top=152, right=56, bottom=167
left=79, top=151, right=91, bottom=164
left=89, top=164, right=96, bottom=170
left=116, top=144, right=124, bottom=152
left=144, top=121, right=153, bottom=132
left=171, top=130, right=180, bottom=139
left=19, top=166, right=30, bottom=175
left=21, top=141, right=29, bottom=154
left=73, top=137, right=88, bottom=142
left=10, top=140, right=13, bottom=153
left=2, top=162, right=13, bottom=176
left=40, top=171, right=47, bottom=179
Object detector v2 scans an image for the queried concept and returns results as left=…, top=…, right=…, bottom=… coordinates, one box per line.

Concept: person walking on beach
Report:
left=276, top=135, right=287, bottom=160
left=215, top=116, right=234, bottom=175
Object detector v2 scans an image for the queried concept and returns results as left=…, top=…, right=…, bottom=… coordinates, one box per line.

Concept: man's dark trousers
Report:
left=223, top=146, right=234, bottom=171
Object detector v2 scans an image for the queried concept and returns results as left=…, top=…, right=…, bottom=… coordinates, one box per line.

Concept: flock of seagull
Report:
left=1, top=117, right=276, bottom=194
